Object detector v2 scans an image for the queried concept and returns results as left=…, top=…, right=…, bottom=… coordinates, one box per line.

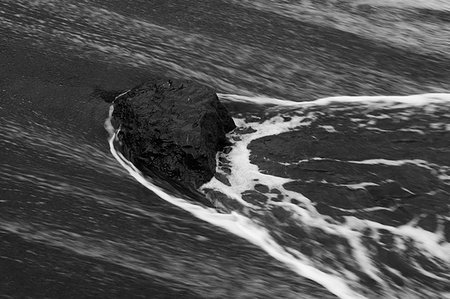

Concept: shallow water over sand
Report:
left=1, top=0, right=449, bottom=298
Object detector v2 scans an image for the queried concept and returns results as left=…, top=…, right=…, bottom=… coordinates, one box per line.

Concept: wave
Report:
left=105, top=105, right=364, bottom=299
left=105, top=93, right=450, bottom=298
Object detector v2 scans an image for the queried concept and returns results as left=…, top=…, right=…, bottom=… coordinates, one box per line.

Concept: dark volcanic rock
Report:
left=112, top=78, right=236, bottom=189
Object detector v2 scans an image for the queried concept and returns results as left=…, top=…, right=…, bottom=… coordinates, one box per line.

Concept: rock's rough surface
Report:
left=112, top=78, right=235, bottom=189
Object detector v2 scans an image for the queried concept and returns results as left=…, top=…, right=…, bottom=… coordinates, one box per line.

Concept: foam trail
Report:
left=213, top=93, right=450, bottom=296
left=104, top=106, right=365, bottom=299
left=219, top=93, right=450, bottom=107
left=218, top=93, right=304, bottom=106
left=204, top=115, right=386, bottom=284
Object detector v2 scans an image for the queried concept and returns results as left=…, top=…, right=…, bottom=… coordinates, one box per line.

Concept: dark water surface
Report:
left=1, top=0, right=449, bottom=298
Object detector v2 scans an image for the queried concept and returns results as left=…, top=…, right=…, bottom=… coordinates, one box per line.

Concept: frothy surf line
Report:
left=105, top=93, right=450, bottom=297
left=281, top=157, right=437, bottom=169
left=218, top=92, right=450, bottom=107
left=210, top=93, right=450, bottom=295
left=104, top=105, right=365, bottom=299
left=204, top=115, right=387, bottom=285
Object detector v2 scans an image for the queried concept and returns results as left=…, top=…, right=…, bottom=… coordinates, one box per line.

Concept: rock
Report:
left=111, top=78, right=236, bottom=189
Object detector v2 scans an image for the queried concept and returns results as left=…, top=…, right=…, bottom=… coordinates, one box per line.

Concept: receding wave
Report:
left=106, top=93, right=450, bottom=298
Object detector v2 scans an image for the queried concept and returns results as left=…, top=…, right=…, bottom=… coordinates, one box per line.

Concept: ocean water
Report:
left=1, top=0, right=449, bottom=298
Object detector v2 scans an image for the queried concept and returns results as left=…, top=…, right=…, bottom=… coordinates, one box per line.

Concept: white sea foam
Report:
left=279, top=157, right=450, bottom=184
left=218, top=93, right=303, bottom=107
left=105, top=106, right=364, bottom=299
left=348, top=158, right=433, bottom=168
left=219, top=93, right=450, bottom=108
left=337, top=182, right=379, bottom=190
left=216, top=93, right=450, bottom=294
left=106, top=93, right=450, bottom=298
left=345, top=217, right=450, bottom=263
left=318, top=125, right=338, bottom=133
left=204, top=111, right=387, bottom=285
left=399, top=128, right=425, bottom=135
